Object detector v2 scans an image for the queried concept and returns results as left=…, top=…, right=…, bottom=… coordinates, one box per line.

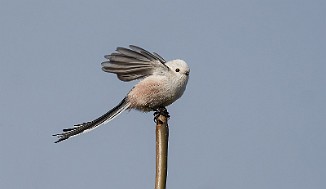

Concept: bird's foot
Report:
left=153, top=107, right=170, bottom=123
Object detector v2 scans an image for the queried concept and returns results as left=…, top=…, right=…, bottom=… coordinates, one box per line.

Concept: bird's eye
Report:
left=175, top=68, right=180, bottom=72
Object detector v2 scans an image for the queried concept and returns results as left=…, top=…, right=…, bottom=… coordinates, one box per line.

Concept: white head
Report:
left=165, top=59, right=190, bottom=78
left=165, top=60, right=190, bottom=100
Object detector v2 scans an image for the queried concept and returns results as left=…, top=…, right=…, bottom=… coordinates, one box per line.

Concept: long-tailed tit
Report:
left=53, top=45, right=190, bottom=143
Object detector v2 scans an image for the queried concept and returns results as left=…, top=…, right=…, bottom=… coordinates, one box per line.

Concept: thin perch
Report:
left=155, top=108, right=169, bottom=189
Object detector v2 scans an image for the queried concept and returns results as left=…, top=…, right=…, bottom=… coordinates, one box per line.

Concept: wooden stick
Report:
left=155, top=113, right=169, bottom=189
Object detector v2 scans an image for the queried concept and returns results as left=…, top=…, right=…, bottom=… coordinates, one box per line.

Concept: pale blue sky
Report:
left=1, top=0, right=325, bottom=189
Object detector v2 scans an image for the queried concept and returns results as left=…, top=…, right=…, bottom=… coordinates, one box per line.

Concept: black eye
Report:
left=175, top=68, right=180, bottom=72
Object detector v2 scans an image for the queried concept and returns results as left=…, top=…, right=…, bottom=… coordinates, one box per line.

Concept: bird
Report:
left=53, top=45, right=190, bottom=143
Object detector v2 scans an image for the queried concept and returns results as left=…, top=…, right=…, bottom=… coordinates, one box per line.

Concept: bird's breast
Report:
left=127, top=75, right=185, bottom=111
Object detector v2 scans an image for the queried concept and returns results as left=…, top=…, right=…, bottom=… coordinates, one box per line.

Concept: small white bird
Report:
left=53, top=45, right=190, bottom=143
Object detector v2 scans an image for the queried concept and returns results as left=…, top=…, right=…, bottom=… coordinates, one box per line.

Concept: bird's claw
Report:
left=153, top=107, right=170, bottom=123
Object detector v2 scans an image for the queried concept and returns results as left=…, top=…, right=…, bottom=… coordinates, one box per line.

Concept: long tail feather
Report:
left=53, top=97, right=130, bottom=143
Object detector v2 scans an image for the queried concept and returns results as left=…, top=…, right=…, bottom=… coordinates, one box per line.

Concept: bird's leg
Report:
left=153, top=107, right=170, bottom=123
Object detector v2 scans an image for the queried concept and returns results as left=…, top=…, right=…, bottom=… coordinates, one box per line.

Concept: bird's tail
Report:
left=53, top=97, right=130, bottom=143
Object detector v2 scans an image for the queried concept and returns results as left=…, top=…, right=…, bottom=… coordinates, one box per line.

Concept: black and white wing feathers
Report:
left=101, top=45, right=168, bottom=81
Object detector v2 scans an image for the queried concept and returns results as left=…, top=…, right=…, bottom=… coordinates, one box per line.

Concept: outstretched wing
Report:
left=101, top=45, right=168, bottom=81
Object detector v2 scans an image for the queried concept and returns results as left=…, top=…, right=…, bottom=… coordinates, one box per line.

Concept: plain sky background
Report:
left=1, top=0, right=325, bottom=189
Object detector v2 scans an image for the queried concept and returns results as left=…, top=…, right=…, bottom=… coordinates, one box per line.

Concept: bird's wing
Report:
left=101, top=45, right=168, bottom=81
